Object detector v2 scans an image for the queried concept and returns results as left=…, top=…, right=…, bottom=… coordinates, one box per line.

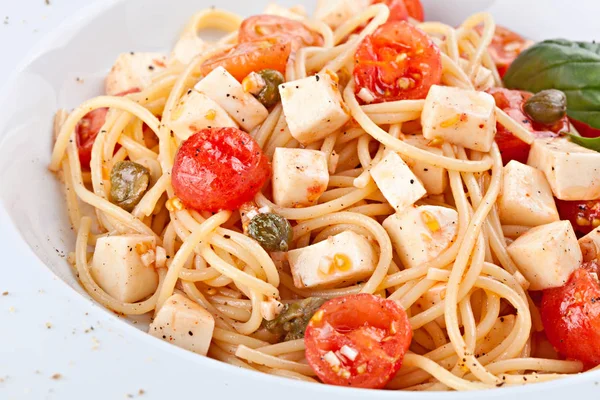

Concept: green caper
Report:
left=256, top=69, right=285, bottom=108
left=109, top=161, right=150, bottom=212
left=264, top=297, right=326, bottom=341
left=247, top=212, right=293, bottom=252
left=523, top=89, right=567, bottom=125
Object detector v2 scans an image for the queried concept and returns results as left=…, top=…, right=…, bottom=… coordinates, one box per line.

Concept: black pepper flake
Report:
left=224, top=235, right=231, bottom=239
left=410, top=179, right=414, bottom=184
left=315, top=75, right=320, bottom=81
left=148, top=65, right=155, bottom=70
left=188, top=331, right=193, bottom=336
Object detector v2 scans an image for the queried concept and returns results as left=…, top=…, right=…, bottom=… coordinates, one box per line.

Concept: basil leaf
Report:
left=503, top=39, right=600, bottom=130
left=567, top=133, right=600, bottom=152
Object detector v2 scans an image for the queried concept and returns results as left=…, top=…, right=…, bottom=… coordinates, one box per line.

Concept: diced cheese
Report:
left=288, top=231, right=377, bottom=289
left=105, top=52, right=166, bottom=95
left=260, top=297, right=284, bottom=321
left=527, top=138, right=600, bottom=201
left=279, top=73, right=350, bottom=144
left=507, top=220, right=582, bottom=291
left=579, top=228, right=600, bottom=262
left=421, top=85, right=496, bottom=152
left=194, top=66, right=268, bottom=131
left=148, top=294, right=215, bottom=356
left=314, top=0, right=370, bottom=29
left=371, top=151, right=427, bottom=212
left=383, top=205, right=458, bottom=269
left=401, top=135, right=448, bottom=195
left=498, top=160, right=559, bottom=226
left=272, top=148, right=329, bottom=208
left=264, top=3, right=306, bottom=20
left=90, top=235, right=158, bottom=303
left=170, top=31, right=208, bottom=66
left=167, top=90, right=238, bottom=141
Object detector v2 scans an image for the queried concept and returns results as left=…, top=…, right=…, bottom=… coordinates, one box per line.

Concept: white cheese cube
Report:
left=498, top=160, right=559, bottom=227
left=264, top=3, right=307, bottom=20
left=170, top=31, right=208, bottom=66
left=314, top=0, right=370, bottom=29
left=279, top=73, right=350, bottom=144
left=527, top=138, right=600, bottom=201
left=167, top=90, right=238, bottom=141
left=371, top=151, right=427, bottom=212
left=148, top=294, right=215, bottom=356
left=272, top=148, right=329, bottom=208
left=288, top=231, right=377, bottom=289
left=383, top=205, right=458, bottom=269
left=507, top=220, right=582, bottom=291
left=194, top=66, right=268, bottom=131
left=401, top=135, right=448, bottom=195
left=421, top=85, right=496, bottom=152
left=105, top=52, right=166, bottom=95
left=90, top=235, right=158, bottom=303
left=578, top=228, right=600, bottom=262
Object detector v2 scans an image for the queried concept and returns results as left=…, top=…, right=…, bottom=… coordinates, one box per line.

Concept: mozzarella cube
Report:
left=170, top=31, right=208, bottom=66
left=421, top=85, right=496, bottom=152
left=579, top=228, right=600, bottom=262
left=383, top=205, right=458, bottom=269
left=371, top=151, right=427, bottom=212
left=288, top=231, right=377, bottom=289
left=168, top=90, right=238, bottom=141
left=272, top=148, right=329, bottom=207
left=507, top=221, right=582, bottom=291
left=314, top=0, right=370, bottom=29
left=527, top=138, right=600, bottom=201
left=401, top=135, right=448, bottom=195
left=279, top=73, right=350, bottom=144
left=105, top=52, right=166, bottom=95
left=498, top=160, right=559, bottom=226
left=90, top=235, right=158, bottom=303
left=148, top=294, right=214, bottom=356
left=264, top=3, right=307, bottom=20
left=194, top=66, right=268, bottom=131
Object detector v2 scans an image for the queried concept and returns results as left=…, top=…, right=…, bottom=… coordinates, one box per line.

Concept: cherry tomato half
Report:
left=239, top=15, right=323, bottom=51
left=556, top=200, right=600, bottom=236
left=480, top=25, right=532, bottom=78
left=171, top=127, right=271, bottom=212
left=541, top=261, right=600, bottom=369
left=353, top=21, right=442, bottom=103
left=487, top=88, right=566, bottom=165
left=76, top=87, right=140, bottom=169
left=304, top=293, right=412, bottom=389
left=403, top=0, right=425, bottom=21
left=201, top=38, right=291, bottom=83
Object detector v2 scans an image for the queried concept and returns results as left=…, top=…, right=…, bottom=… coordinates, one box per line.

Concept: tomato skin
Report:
left=353, top=21, right=442, bottom=103
left=570, top=118, right=600, bottom=139
left=372, top=0, right=408, bottom=22
left=239, top=15, right=323, bottom=51
left=541, top=262, right=600, bottom=369
left=76, top=87, right=140, bottom=169
left=487, top=88, right=565, bottom=165
left=556, top=200, right=600, bottom=236
left=304, top=293, right=412, bottom=388
left=484, top=25, right=531, bottom=78
left=402, top=0, right=424, bottom=21
left=201, top=38, right=291, bottom=82
left=171, top=127, right=271, bottom=212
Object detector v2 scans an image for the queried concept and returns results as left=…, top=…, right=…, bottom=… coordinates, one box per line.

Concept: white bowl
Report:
left=0, top=0, right=598, bottom=398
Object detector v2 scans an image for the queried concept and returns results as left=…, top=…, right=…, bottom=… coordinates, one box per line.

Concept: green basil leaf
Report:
left=567, top=133, right=600, bottom=152
left=503, top=39, right=600, bottom=130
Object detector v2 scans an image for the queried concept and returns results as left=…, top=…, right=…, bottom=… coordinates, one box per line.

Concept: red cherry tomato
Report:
left=354, top=21, right=442, bottom=103
left=76, top=87, right=140, bottom=169
left=556, top=200, right=600, bottom=236
left=201, top=38, right=292, bottom=82
left=372, top=0, right=408, bottom=22
left=403, top=0, right=424, bottom=21
left=570, top=118, right=600, bottom=139
left=171, top=127, right=271, bottom=212
left=304, top=293, right=412, bottom=389
left=541, top=262, right=600, bottom=369
left=239, top=15, right=323, bottom=51
left=479, top=25, right=531, bottom=78
left=487, top=88, right=566, bottom=165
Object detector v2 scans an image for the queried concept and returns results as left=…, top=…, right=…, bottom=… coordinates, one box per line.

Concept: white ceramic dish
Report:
left=0, top=0, right=599, bottom=398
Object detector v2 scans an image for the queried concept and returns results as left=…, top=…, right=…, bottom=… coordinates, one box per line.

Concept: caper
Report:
left=109, top=161, right=150, bottom=212
left=523, top=89, right=567, bottom=125
left=264, top=297, right=326, bottom=341
left=247, top=212, right=293, bottom=252
left=256, top=69, right=285, bottom=108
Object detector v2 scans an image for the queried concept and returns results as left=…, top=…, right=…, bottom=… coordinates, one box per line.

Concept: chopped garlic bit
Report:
left=339, top=345, right=358, bottom=361
left=261, top=297, right=284, bottom=321
left=356, top=364, right=367, bottom=374
left=165, top=197, right=184, bottom=212
left=242, top=72, right=266, bottom=95
left=324, top=351, right=341, bottom=367
left=140, top=250, right=156, bottom=267
left=155, top=246, right=167, bottom=268
left=357, top=88, right=376, bottom=104
left=339, top=369, right=351, bottom=379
